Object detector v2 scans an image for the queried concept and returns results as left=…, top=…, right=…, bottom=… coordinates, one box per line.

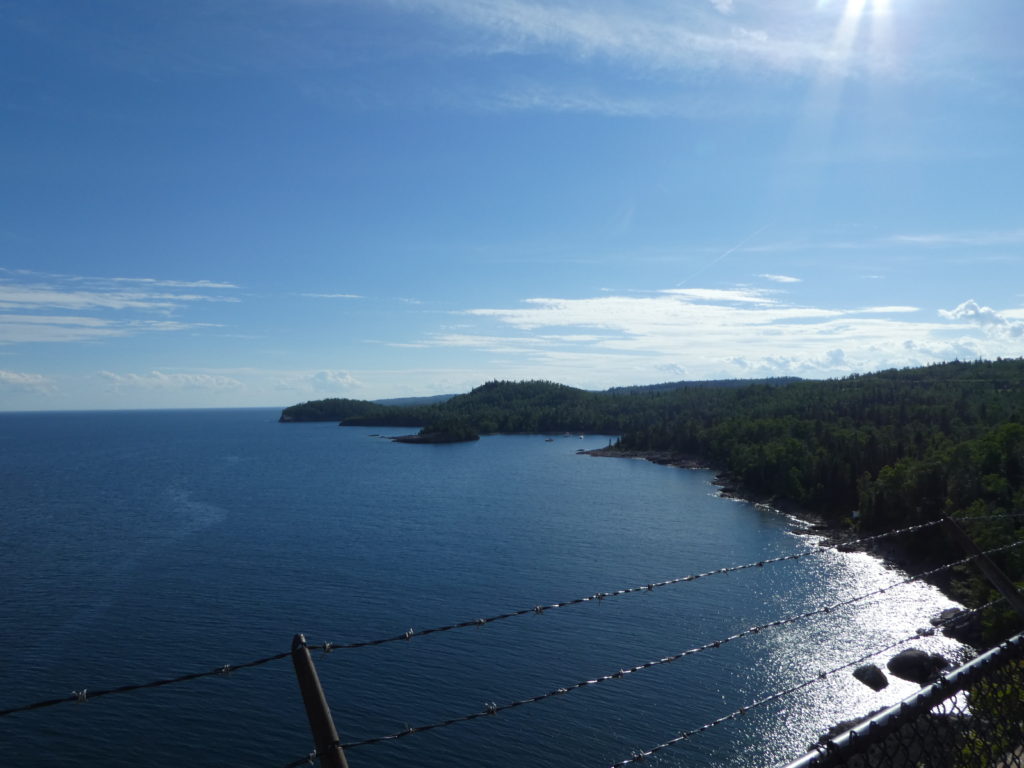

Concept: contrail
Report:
left=676, top=224, right=770, bottom=287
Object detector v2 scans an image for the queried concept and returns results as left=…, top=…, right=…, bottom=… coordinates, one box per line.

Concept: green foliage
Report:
left=282, top=360, right=1024, bottom=632
left=417, top=417, right=480, bottom=442
left=279, top=397, right=392, bottom=422
left=957, top=660, right=1024, bottom=766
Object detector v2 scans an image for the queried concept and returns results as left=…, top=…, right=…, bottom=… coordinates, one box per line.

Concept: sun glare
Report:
left=824, top=0, right=894, bottom=75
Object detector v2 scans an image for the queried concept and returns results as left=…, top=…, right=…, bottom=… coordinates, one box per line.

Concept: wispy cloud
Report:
left=660, top=287, right=777, bottom=304
left=391, top=0, right=836, bottom=76
left=0, top=368, right=55, bottom=393
left=478, top=86, right=666, bottom=117
left=759, top=273, right=801, bottom=283
left=308, top=370, right=359, bottom=390
left=0, top=270, right=235, bottom=344
left=99, top=370, right=244, bottom=391
left=888, top=229, right=1024, bottom=247
left=300, top=293, right=364, bottom=299
left=269, top=368, right=363, bottom=395
left=104, top=277, right=239, bottom=289
left=390, top=289, right=1020, bottom=385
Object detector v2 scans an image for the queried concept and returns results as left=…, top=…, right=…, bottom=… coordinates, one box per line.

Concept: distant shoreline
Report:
left=583, top=447, right=947, bottom=589
left=584, top=446, right=833, bottom=531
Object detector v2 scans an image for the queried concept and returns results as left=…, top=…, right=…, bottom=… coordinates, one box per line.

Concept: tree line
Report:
left=281, top=360, right=1024, bottom=639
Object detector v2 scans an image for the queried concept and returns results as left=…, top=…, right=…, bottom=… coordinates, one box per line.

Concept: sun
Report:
left=822, top=0, right=894, bottom=75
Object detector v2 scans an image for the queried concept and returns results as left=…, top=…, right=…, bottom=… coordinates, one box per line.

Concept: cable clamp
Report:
left=403, top=629, right=414, bottom=641
left=219, top=664, right=232, bottom=676
left=72, top=689, right=88, bottom=703
left=475, top=618, right=486, bottom=627
left=533, top=605, right=545, bottom=614
left=322, top=642, right=334, bottom=654
left=484, top=702, right=498, bottom=715
left=646, top=583, right=654, bottom=591
left=306, top=750, right=317, bottom=765
left=631, top=750, right=647, bottom=762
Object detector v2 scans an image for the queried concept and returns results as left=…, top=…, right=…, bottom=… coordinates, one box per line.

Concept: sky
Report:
left=1, top=0, right=1023, bottom=410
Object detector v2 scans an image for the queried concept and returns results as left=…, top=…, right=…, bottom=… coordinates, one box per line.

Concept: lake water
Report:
left=0, top=409, right=966, bottom=768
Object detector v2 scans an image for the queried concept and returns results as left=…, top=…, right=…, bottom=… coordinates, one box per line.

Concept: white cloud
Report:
left=889, top=229, right=1024, bottom=247
left=0, top=270, right=239, bottom=313
left=301, top=293, right=364, bottom=299
left=850, top=306, right=919, bottom=314
left=709, top=0, right=734, bottom=14
left=387, top=0, right=836, bottom=77
left=0, top=270, right=236, bottom=344
left=105, top=277, right=240, bottom=289
left=759, top=273, right=801, bottom=283
left=480, top=86, right=666, bottom=117
left=308, top=370, right=359, bottom=390
left=661, top=287, right=777, bottom=304
left=400, top=290, right=1024, bottom=384
left=0, top=284, right=239, bottom=312
left=939, top=299, right=1024, bottom=338
left=656, top=363, right=687, bottom=377
left=99, top=371, right=244, bottom=391
left=0, top=315, right=220, bottom=344
left=0, top=369, right=55, bottom=393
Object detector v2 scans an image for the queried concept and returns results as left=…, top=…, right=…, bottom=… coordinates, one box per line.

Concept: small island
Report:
left=391, top=417, right=480, bottom=443
left=391, top=431, right=479, bottom=444
left=279, top=361, right=1024, bottom=647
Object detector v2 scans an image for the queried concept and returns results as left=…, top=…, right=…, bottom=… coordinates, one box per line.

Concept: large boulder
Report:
left=887, top=649, right=949, bottom=685
left=930, top=607, right=963, bottom=626
left=852, top=663, right=889, bottom=691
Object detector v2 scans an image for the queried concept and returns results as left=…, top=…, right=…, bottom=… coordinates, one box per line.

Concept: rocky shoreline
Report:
left=583, top=446, right=979, bottom=645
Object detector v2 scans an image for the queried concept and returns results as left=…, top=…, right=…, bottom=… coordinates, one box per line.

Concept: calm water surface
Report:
left=0, top=409, right=965, bottom=767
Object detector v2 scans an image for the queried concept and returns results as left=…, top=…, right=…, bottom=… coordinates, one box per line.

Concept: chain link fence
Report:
left=782, top=633, right=1024, bottom=768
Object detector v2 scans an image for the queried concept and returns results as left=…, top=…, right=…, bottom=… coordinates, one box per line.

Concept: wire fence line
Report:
left=609, top=599, right=1008, bottom=768
left=0, top=517, right=972, bottom=720
left=781, top=626, right=1024, bottom=768
left=282, top=599, right=1005, bottom=768
left=309, top=519, right=948, bottom=653
left=0, top=651, right=291, bottom=718
left=3, top=520, right=1021, bottom=768
left=278, top=546, right=1022, bottom=760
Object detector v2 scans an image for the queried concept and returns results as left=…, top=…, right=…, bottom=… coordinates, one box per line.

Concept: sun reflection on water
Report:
left=733, top=536, right=969, bottom=766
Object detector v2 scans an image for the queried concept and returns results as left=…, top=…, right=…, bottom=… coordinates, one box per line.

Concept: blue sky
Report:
left=2, top=0, right=1023, bottom=410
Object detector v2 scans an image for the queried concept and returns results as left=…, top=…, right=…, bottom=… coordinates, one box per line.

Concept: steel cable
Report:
left=608, top=598, right=1006, bottom=767
left=0, top=652, right=290, bottom=718
left=293, top=543, right=1021, bottom=755
left=310, top=519, right=947, bottom=653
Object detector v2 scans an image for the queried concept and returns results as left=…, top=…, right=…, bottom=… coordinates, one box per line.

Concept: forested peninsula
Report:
left=282, top=360, right=1024, bottom=641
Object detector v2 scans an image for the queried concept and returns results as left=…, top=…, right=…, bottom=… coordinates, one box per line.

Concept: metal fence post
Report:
left=944, top=515, right=1024, bottom=618
left=291, top=634, right=350, bottom=768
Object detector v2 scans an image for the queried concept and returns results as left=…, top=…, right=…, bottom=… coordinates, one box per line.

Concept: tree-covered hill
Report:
left=281, top=360, right=1024, bottom=638
left=279, top=397, right=395, bottom=422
